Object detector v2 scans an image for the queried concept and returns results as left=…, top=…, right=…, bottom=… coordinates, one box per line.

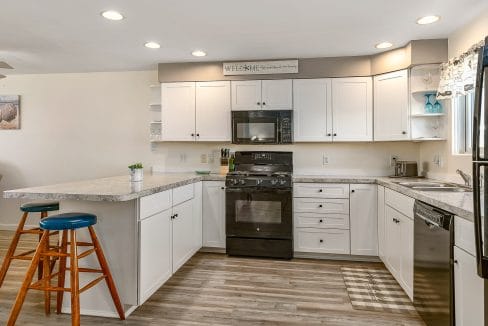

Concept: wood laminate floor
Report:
left=0, top=230, right=424, bottom=325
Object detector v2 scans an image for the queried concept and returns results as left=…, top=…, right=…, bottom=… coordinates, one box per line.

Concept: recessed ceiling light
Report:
left=145, top=42, right=161, bottom=49
left=375, top=42, right=393, bottom=49
left=101, top=10, right=124, bottom=21
left=192, top=50, right=207, bottom=57
left=416, top=15, right=440, bottom=25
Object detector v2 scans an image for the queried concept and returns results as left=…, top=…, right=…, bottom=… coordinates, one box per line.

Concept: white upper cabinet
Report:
left=195, top=81, right=231, bottom=141
left=231, top=79, right=292, bottom=110
left=374, top=70, right=410, bottom=141
left=293, top=79, right=332, bottom=142
left=161, top=82, right=196, bottom=141
left=231, top=80, right=261, bottom=111
left=261, top=79, right=293, bottom=110
left=331, top=77, right=373, bottom=141
left=350, top=184, right=378, bottom=256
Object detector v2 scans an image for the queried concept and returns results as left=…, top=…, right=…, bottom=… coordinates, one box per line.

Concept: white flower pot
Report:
left=130, top=168, right=144, bottom=182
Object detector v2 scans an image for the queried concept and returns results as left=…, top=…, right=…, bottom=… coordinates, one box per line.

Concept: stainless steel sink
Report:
left=394, top=181, right=472, bottom=192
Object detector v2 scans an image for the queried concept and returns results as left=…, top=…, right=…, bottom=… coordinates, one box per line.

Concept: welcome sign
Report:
left=223, top=60, right=299, bottom=75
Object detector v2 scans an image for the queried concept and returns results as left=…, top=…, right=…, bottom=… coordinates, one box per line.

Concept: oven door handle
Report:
left=226, top=187, right=292, bottom=193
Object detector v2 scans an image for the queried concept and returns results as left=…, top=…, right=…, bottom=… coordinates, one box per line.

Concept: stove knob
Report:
left=271, top=179, right=278, bottom=185
left=240, top=179, right=246, bottom=185
left=231, top=179, right=239, bottom=185
left=279, top=180, right=287, bottom=185
left=256, top=179, right=262, bottom=185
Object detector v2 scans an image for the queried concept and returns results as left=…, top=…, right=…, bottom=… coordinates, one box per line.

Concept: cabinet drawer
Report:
left=294, top=198, right=349, bottom=214
left=294, top=228, right=350, bottom=254
left=455, top=216, right=476, bottom=256
left=294, top=183, right=350, bottom=198
left=385, top=188, right=414, bottom=219
left=294, top=212, right=349, bottom=229
left=173, top=184, right=194, bottom=206
left=139, top=190, right=172, bottom=220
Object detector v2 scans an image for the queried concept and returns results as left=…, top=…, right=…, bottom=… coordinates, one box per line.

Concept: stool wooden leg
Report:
left=56, top=230, right=68, bottom=314
left=7, top=230, right=49, bottom=326
left=42, top=230, right=51, bottom=315
left=0, top=212, right=29, bottom=287
left=69, top=229, right=80, bottom=326
left=88, top=226, right=125, bottom=320
left=38, top=211, right=48, bottom=281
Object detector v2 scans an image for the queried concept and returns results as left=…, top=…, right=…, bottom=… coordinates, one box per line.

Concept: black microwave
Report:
left=231, top=110, right=293, bottom=144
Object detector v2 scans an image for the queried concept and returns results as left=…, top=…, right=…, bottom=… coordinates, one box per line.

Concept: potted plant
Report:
left=128, top=163, right=144, bottom=182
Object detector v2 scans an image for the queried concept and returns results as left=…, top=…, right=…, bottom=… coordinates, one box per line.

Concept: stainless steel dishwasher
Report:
left=413, top=200, right=454, bottom=326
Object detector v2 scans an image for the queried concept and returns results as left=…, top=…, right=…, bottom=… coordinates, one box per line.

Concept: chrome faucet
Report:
left=456, top=169, right=472, bottom=187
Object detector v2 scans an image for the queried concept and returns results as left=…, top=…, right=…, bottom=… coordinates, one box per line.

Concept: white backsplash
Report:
left=150, top=142, right=420, bottom=176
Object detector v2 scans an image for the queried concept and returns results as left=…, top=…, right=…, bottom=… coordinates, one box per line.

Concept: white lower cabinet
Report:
left=172, top=199, right=195, bottom=273
left=294, top=228, right=350, bottom=254
left=454, top=246, right=484, bottom=326
left=294, top=183, right=350, bottom=255
left=202, top=181, right=226, bottom=248
left=350, top=184, right=378, bottom=256
left=384, top=204, right=414, bottom=300
left=377, top=185, right=386, bottom=261
left=138, top=183, right=201, bottom=304
left=139, top=209, right=172, bottom=304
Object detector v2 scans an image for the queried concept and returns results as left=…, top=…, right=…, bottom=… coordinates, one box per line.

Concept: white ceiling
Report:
left=1, top=0, right=487, bottom=74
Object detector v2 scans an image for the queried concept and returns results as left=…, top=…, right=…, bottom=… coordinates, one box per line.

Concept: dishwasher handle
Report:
left=415, top=212, right=441, bottom=228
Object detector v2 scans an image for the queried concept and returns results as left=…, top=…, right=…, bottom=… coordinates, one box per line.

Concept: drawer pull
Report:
left=319, top=219, right=323, bottom=223
left=318, top=204, right=323, bottom=208
left=319, top=239, right=323, bottom=243
left=319, top=189, right=323, bottom=193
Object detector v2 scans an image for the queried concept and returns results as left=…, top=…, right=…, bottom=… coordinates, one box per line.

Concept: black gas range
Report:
left=225, top=151, right=293, bottom=259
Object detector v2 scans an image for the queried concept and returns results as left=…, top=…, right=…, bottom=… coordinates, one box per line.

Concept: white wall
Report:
left=0, top=70, right=420, bottom=228
left=419, top=8, right=488, bottom=181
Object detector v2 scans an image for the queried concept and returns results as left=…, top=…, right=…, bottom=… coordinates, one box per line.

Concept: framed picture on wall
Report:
left=0, top=95, right=20, bottom=130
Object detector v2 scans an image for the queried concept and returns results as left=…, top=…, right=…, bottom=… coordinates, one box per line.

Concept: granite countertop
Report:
left=3, top=173, right=225, bottom=202
left=294, top=175, right=474, bottom=221
left=4, top=172, right=474, bottom=221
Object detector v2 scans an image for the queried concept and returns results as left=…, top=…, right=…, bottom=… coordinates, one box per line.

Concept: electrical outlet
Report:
left=322, top=154, right=329, bottom=165
left=390, top=155, right=399, bottom=167
left=208, top=152, right=215, bottom=164
left=200, top=154, right=208, bottom=164
left=179, top=153, right=186, bottom=163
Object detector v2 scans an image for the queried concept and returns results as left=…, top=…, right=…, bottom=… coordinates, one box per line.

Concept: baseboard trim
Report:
left=294, top=251, right=381, bottom=262
left=199, top=247, right=226, bottom=254
left=0, top=224, right=38, bottom=231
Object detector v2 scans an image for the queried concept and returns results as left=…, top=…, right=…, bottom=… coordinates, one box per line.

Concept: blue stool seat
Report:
left=39, top=213, right=97, bottom=230
left=20, top=201, right=59, bottom=213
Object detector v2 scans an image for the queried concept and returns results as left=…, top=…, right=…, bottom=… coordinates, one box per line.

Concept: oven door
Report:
left=226, top=187, right=292, bottom=239
left=232, top=111, right=279, bottom=144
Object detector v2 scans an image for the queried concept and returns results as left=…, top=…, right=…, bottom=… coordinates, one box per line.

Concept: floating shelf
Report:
left=411, top=113, right=446, bottom=117
left=411, top=89, right=438, bottom=95
left=150, top=121, right=162, bottom=124
left=411, top=137, right=447, bottom=142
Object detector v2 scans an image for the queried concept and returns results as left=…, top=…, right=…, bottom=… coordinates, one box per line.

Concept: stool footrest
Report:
left=30, top=272, right=61, bottom=288
left=80, top=275, right=107, bottom=294
left=29, top=285, right=71, bottom=292
left=19, top=229, right=43, bottom=235
left=67, top=241, right=93, bottom=247
left=42, top=250, right=69, bottom=258
left=65, top=267, right=103, bottom=273
left=77, top=248, right=96, bottom=259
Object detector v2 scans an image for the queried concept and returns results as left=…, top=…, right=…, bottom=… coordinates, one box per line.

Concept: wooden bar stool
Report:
left=0, top=201, right=60, bottom=287
left=7, top=212, right=125, bottom=326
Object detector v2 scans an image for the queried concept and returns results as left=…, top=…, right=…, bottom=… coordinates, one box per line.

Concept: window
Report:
left=453, top=92, right=475, bottom=154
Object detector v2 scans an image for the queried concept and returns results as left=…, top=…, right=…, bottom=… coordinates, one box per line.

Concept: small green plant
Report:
left=128, top=163, right=143, bottom=170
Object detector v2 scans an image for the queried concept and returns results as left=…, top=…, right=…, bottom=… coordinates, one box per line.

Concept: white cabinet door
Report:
left=139, top=209, right=172, bottom=304
left=231, top=80, right=261, bottom=111
left=261, top=79, right=293, bottom=110
left=377, top=186, right=386, bottom=261
left=193, top=182, right=203, bottom=253
left=350, top=184, right=378, bottom=256
left=293, top=79, right=332, bottom=142
left=195, top=81, right=231, bottom=141
left=454, top=246, right=485, bottom=326
left=374, top=70, right=410, bottom=141
left=331, top=77, right=373, bottom=141
left=202, top=181, right=226, bottom=248
left=161, top=82, right=196, bottom=141
left=385, top=206, right=402, bottom=277
left=399, top=213, right=413, bottom=300
left=172, top=199, right=195, bottom=273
